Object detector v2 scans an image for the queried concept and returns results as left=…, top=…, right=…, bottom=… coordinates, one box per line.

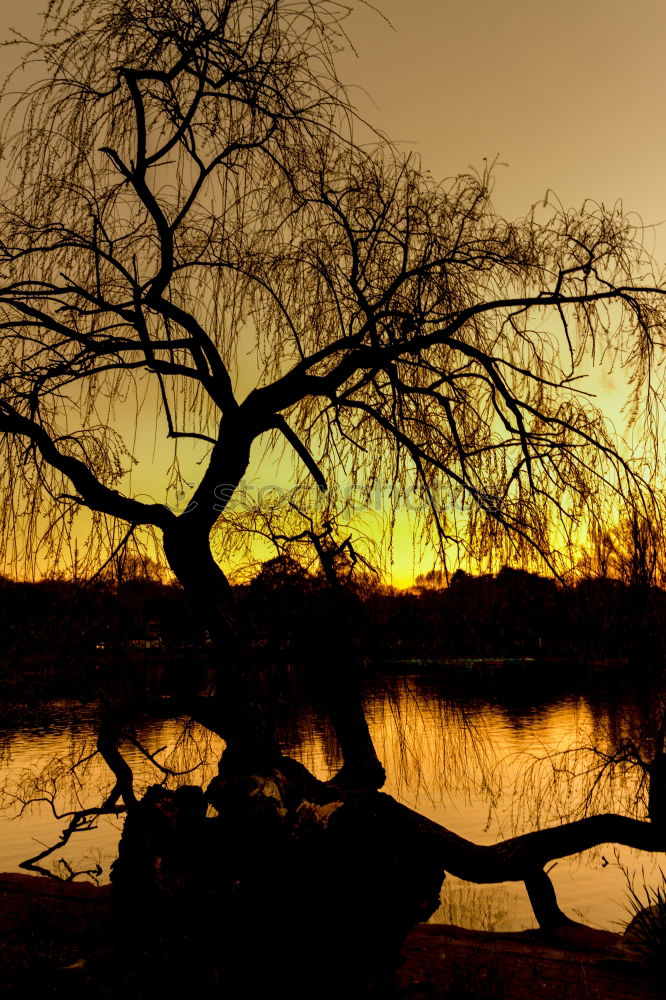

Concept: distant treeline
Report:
left=246, top=561, right=666, bottom=667
left=0, top=561, right=665, bottom=671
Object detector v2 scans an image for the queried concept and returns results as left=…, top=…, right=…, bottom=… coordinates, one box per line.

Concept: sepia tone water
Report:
left=0, top=674, right=663, bottom=932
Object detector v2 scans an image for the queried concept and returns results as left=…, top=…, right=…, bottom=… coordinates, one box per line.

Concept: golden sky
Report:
left=1, top=1, right=664, bottom=584
left=338, top=0, right=666, bottom=243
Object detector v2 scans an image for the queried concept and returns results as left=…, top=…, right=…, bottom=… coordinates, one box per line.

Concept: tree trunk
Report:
left=162, top=520, right=282, bottom=766
left=111, top=761, right=444, bottom=998
left=314, top=583, right=386, bottom=788
left=163, top=515, right=386, bottom=786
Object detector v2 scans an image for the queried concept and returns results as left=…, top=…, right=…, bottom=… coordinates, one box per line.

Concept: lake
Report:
left=0, top=672, right=663, bottom=932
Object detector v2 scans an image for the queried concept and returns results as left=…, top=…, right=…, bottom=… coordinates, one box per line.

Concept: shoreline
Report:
left=0, top=873, right=661, bottom=998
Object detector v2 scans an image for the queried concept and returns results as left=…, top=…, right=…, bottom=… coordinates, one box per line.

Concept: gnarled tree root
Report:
left=109, top=762, right=665, bottom=996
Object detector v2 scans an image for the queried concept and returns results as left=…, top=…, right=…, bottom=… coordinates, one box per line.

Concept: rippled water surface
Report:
left=0, top=676, right=663, bottom=932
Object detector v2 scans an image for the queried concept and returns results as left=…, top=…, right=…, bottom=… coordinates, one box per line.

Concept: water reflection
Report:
left=0, top=678, right=663, bottom=931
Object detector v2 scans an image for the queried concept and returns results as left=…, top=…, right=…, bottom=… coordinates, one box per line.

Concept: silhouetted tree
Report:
left=580, top=509, right=664, bottom=589
left=613, top=511, right=664, bottom=589
left=2, top=0, right=666, bottom=988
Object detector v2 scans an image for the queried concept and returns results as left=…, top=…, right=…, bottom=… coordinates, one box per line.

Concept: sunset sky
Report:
left=1, top=0, right=665, bottom=584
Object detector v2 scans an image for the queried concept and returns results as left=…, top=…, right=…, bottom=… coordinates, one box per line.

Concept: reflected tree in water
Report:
left=1, top=0, right=666, bottom=991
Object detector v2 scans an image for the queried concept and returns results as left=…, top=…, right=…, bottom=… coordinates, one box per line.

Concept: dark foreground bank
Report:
left=0, top=874, right=662, bottom=999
